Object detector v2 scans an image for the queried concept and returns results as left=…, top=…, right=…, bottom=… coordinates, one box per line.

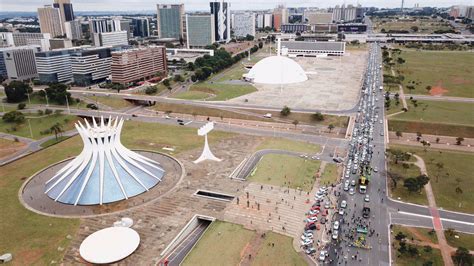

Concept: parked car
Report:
left=306, top=247, right=317, bottom=255
left=341, top=200, right=347, bottom=208
left=333, top=221, right=340, bottom=230
left=332, top=230, right=339, bottom=240
left=319, top=250, right=327, bottom=261
left=364, top=195, right=370, bottom=202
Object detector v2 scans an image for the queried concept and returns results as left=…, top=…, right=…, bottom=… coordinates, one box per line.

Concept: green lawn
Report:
left=387, top=149, right=429, bottom=205
left=215, top=63, right=247, bottom=82
left=189, top=82, right=257, bottom=101
left=249, top=154, right=320, bottom=192
left=171, top=91, right=212, bottom=100
left=445, top=231, right=474, bottom=251
left=388, top=120, right=474, bottom=138
left=392, top=225, right=444, bottom=266
left=256, top=138, right=321, bottom=154
left=373, top=17, right=453, bottom=34
left=0, top=114, right=79, bottom=140
left=0, top=120, right=235, bottom=265
left=40, top=136, right=70, bottom=148
left=320, top=163, right=339, bottom=186
left=393, top=225, right=438, bottom=244
left=90, top=96, right=133, bottom=109
left=390, top=100, right=474, bottom=126
left=249, top=109, right=349, bottom=128
left=394, top=50, right=474, bottom=97
left=252, top=231, right=306, bottom=266
left=390, top=145, right=474, bottom=213
left=182, top=221, right=255, bottom=266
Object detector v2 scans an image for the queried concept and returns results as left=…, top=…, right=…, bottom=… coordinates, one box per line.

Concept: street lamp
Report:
left=27, top=119, right=33, bottom=138
left=65, top=94, right=70, bottom=114
left=43, top=90, right=49, bottom=106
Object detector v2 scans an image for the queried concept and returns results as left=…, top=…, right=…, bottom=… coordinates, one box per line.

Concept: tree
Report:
left=50, top=122, right=63, bottom=140
left=44, top=108, right=53, bottom=115
left=404, top=177, right=421, bottom=193
left=397, top=57, right=405, bottom=65
left=456, top=137, right=464, bottom=145
left=4, top=80, right=33, bottom=103
left=452, top=247, right=472, bottom=266
left=435, top=137, right=440, bottom=144
left=43, top=83, right=73, bottom=105
left=187, top=62, right=195, bottom=71
left=312, top=112, right=324, bottom=121
left=423, top=245, right=432, bottom=253
left=395, top=232, right=406, bottom=241
left=425, top=85, right=432, bottom=91
left=163, top=79, right=170, bottom=87
left=411, top=25, right=419, bottom=32
left=258, top=42, right=263, bottom=49
left=86, top=103, right=98, bottom=110
left=292, top=120, right=299, bottom=129
left=416, top=175, right=430, bottom=188
left=407, top=245, right=419, bottom=257
left=145, top=86, right=158, bottom=95
left=422, top=261, right=433, bottom=266
left=328, top=124, right=335, bottom=132
left=280, top=106, right=291, bottom=116
left=17, top=103, right=26, bottom=110
left=173, top=74, right=184, bottom=82
left=396, top=131, right=403, bottom=139
left=245, top=34, right=254, bottom=41
left=2, top=111, right=25, bottom=124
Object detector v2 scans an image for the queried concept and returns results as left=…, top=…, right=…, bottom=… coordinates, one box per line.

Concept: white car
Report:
left=338, top=209, right=344, bottom=215
left=301, top=234, right=313, bottom=240
left=304, top=217, right=318, bottom=223
left=332, top=230, right=339, bottom=240
left=349, top=188, right=356, bottom=195
left=301, top=238, right=313, bottom=246
left=319, top=250, right=327, bottom=261
left=340, top=200, right=347, bottom=208
left=373, top=167, right=378, bottom=173
left=365, top=195, right=370, bottom=202
left=303, top=232, right=314, bottom=238
left=333, top=221, right=340, bottom=230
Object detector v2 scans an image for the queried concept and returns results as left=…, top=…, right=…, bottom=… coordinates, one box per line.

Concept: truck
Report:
left=359, top=176, right=369, bottom=194
left=362, top=207, right=371, bottom=218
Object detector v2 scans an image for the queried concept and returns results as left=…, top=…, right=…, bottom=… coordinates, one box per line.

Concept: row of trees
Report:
left=3, top=81, right=74, bottom=105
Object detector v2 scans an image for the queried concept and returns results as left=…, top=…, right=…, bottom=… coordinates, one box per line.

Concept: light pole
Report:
left=28, top=119, right=33, bottom=138
left=65, top=94, right=70, bottom=114
left=44, top=90, right=49, bottom=106
left=27, top=91, right=31, bottom=105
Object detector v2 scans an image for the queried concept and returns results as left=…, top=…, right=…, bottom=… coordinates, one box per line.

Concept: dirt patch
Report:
left=451, top=76, right=472, bottom=85
left=15, top=248, right=44, bottom=265
left=429, top=81, right=449, bottom=96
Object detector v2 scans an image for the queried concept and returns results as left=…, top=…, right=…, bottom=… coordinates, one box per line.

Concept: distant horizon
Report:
left=1, top=0, right=471, bottom=13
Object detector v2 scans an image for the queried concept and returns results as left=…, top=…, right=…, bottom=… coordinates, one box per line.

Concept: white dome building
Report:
left=243, top=55, right=308, bottom=85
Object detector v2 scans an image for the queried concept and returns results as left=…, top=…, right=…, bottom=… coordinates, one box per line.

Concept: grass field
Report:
left=171, top=91, right=212, bottom=100
left=182, top=221, right=255, bottom=266
left=90, top=96, right=133, bottom=109
left=249, top=109, right=349, bottom=128
left=391, top=225, right=444, bottom=266
left=320, top=163, right=339, bottom=186
left=0, top=114, right=79, bottom=140
left=388, top=120, right=474, bottom=138
left=390, top=100, right=474, bottom=126
left=389, top=145, right=474, bottom=213
left=187, top=82, right=257, bottom=101
left=393, top=225, right=438, bottom=245
left=445, top=231, right=474, bottom=251
left=253, top=231, right=306, bottom=266
left=0, top=120, right=235, bottom=265
left=0, top=137, right=26, bottom=159
left=387, top=152, right=429, bottom=205
left=255, top=138, right=321, bottom=154
left=40, top=136, right=70, bottom=148
left=373, top=17, right=453, bottom=34
left=394, top=50, right=474, bottom=97
left=249, top=154, right=320, bottom=192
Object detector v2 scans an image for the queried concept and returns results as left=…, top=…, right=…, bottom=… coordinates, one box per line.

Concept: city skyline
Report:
left=1, top=0, right=473, bottom=12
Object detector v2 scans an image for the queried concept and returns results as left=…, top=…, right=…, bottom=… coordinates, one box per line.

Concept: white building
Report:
left=70, top=47, right=112, bottom=86
left=304, top=11, right=333, bottom=24
left=280, top=41, right=345, bottom=56
left=264, top=13, right=273, bottom=28
left=0, top=46, right=39, bottom=81
left=64, top=20, right=82, bottom=40
left=0, top=32, right=14, bottom=47
left=233, top=13, right=256, bottom=38
left=256, top=13, right=264, bottom=29
left=11, top=32, right=51, bottom=51
left=35, top=48, right=76, bottom=83
left=210, top=1, right=231, bottom=42
left=93, top=31, right=128, bottom=47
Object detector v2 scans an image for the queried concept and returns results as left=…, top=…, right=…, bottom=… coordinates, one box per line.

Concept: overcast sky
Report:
left=1, top=0, right=470, bottom=12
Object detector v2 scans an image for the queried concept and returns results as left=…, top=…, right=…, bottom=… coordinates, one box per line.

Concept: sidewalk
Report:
left=389, top=132, right=474, bottom=152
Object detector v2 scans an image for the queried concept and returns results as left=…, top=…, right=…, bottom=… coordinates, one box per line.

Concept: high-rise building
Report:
left=53, top=0, right=74, bottom=33
left=49, top=38, right=73, bottom=49
left=156, top=4, right=184, bottom=39
left=93, top=31, right=128, bottom=47
left=233, top=13, right=256, bottom=38
left=38, top=5, right=64, bottom=38
left=132, top=18, right=150, bottom=38
left=264, top=13, right=273, bottom=28
left=35, top=48, right=77, bottom=83
left=111, top=46, right=167, bottom=85
left=210, top=1, right=231, bottom=43
left=0, top=33, right=14, bottom=48
left=304, top=11, right=333, bottom=24
left=11, top=32, right=51, bottom=51
left=120, top=20, right=132, bottom=39
left=272, top=5, right=288, bottom=31
left=256, top=13, right=264, bottom=29
left=89, top=19, right=121, bottom=34
left=64, top=20, right=82, bottom=40
left=186, top=14, right=215, bottom=48
left=0, top=46, right=39, bottom=81
left=331, top=4, right=361, bottom=22
left=70, top=47, right=112, bottom=86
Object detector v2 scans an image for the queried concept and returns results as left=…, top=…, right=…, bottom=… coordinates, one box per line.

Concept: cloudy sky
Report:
left=1, top=0, right=470, bottom=12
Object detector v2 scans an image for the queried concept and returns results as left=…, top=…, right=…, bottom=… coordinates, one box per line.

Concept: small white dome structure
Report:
left=244, top=56, right=308, bottom=85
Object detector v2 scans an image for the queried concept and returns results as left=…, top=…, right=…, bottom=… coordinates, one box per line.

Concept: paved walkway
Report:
left=413, top=155, right=454, bottom=266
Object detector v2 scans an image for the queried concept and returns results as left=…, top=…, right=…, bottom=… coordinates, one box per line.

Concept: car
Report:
left=177, top=119, right=184, bottom=123
left=333, top=221, right=340, bottom=230
left=132, top=114, right=138, bottom=117
left=338, top=209, right=344, bottom=215
left=315, top=194, right=324, bottom=200
left=364, top=195, right=370, bottom=202
left=178, top=122, right=185, bottom=126
left=324, top=202, right=330, bottom=209
left=373, top=167, right=378, bottom=173
left=263, top=113, right=272, bottom=118
left=319, top=250, right=327, bottom=261
left=362, top=207, right=371, bottom=218
left=320, top=186, right=328, bottom=192
left=379, top=119, right=383, bottom=124
left=340, top=200, right=347, bottom=208
left=320, top=217, right=327, bottom=224
left=305, top=223, right=317, bottom=231
left=303, top=232, right=314, bottom=238
left=349, top=188, right=355, bottom=195
left=305, top=217, right=317, bottom=223
left=306, top=247, right=317, bottom=255
left=301, top=238, right=313, bottom=246
left=304, top=230, right=313, bottom=235
left=309, top=209, right=319, bottom=215
left=344, top=180, right=350, bottom=187
left=301, top=234, right=313, bottom=240
left=350, top=179, right=356, bottom=186
left=332, top=230, right=339, bottom=240
left=165, top=115, right=171, bottom=119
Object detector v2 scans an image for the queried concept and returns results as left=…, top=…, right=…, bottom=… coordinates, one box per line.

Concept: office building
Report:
left=49, top=38, right=73, bottom=49
left=38, top=5, right=64, bottom=38
left=111, top=46, right=167, bottom=85
left=281, top=41, right=345, bottom=56
left=0, top=33, right=15, bottom=48
left=70, top=47, right=112, bottom=86
left=64, top=20, right=82, bottom=40
left=0, top=46, right=39, bottom=81
left=53, top=0, right=74, bottom=33
left=89, top=19, right=121, bottom=34
left=256, top=13, right=264, bottom=29
left=233, top=13, right=256, bottom=38
left=210, top=1, right=231, bottom=42
left=35, top=48, right=77, bottom=83
left=10, top=32, right=52, bottom=51
left=120, top=20, right=132, bottom=39
left=264, top=14, right=273, bottom=28
left=156, top=4, right=184, bottom=39
left=281, top=24, right=308, bottom=33
left=93, top=31, right=128, bottom=47
left=304, top=11, right=333, bottom=24
left=337, top=24, right=367, bottom=33
left=132, top=18, right=150, bottom=38
left=186, top=14, right=215, bottom=48
left=332, top=4, right=362, bottom=22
